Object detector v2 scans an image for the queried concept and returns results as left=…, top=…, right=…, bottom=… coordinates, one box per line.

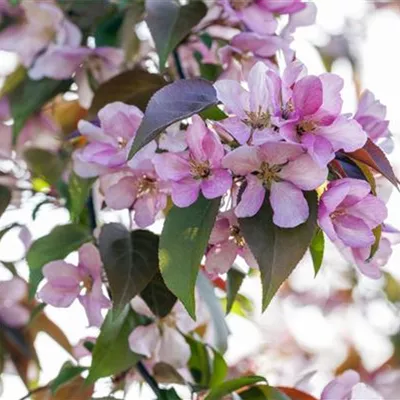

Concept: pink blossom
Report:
left=38, top=243, right=111, bottom=327
left=0, top=278, right=29, bottom=327
left=355, top=90, right=391, bottom=143
left=223, top=142, right=327, bottom=227
left=100, top=168, right=168, bottom=228
left=215, top=62, right=280, bottom=145
left=158, top=123, right=187, bottom=153
left=318, top=178, right=387, bottom=248
left=279, top=65, right=367, bottom=166
left=128, top=298, right=198, bottom=368
left=73, top=102, right=145, bottom=178
left=321, top=370, right=383, bottom=400
left=153, top=115, right=232, bottom=207
left=205, top=210, right=257, bottom=274
left=76, top=47, right=125, bottom=109
left=219, top=0, right=306, bottom=36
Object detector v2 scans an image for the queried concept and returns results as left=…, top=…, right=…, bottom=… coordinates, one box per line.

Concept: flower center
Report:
left=243, top=108, right=271, bottom=130
left=296, top=120, right=318, bottom=136
left=138, top=176, right=156, bottom=195
left=229, top=0, right=254, bottom=10
left=81, top=275, right=94, bottom=294
left=282, top=100, right=295, bottom=120
left=117, top=136, right=128, bottom=149
left=256, top=161, right=282, bottom=188
left=229, top=225, right=246, bottom=247
left=189, top=158, right=211, bottom=180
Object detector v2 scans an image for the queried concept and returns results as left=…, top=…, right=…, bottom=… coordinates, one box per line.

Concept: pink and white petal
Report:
left=78, top=243, right=103, bottom=280
left=133, top=195, right=159, bottom=228
left=222, top=145, right=261, bottom=175
left=205, top=241, right=238, bottom=275
left=104, top=176, right=138, bottom=210
left=279, top=122, right=300, bottom=144
left=235, top=175, right=265, bottom=218
left=251, top=127, right=281, bottom=145
left=320, top=181, right=351, bottom=212
left=153, top=153, right=190, bottom=181
left=318, top=204, right=338, bottom=241
left=203, top=131, right=225, bottom=166
left=0, top=278, right=27, bottom=303
left=301, top=134, right=335, bottom=167
left=293, top=76, right=323, bottom=117
left=240, top=245, right=258, bottom=269
left=334, top=215, right=375, bottom=248
left=186, top=115, right=209, bottom=161
left=270, top=181, right=309, bottom=228
left=79, top=283, right=110, bottom=328
left=347, top=195, right=387, bottom=229
left=214, top=80, right=249, bottom=118
left=201, top=169, right=232, bottom=199
left=209, top=218, right=231, bottom=244
left=282, top=61, right=307, bottom=96
left=157, top=326, right=191, bottom=368
left=352, top=248, right=382, bottom=280
left=280, top=153, right=328, bottom=190
left=171, top=178, right=201, bottom=207
left=0, top=305, right=30, bottom=328
left=131, top=297, right=155, bottom=318
left=247, top=62, right=269, bottom=113
left=259, top=142, right=304, bottom=166
left=128, top=324, right=160, bottom=358
left=128, top=141, right=157, bottom=171
left=38, top=282, right=80, bottom=307
left=72, top=151, right=110, bottom=178
left=77, top=120, right=113, bottom=144
left=218, top=117, right=252, bottom=145
left=331, top=178, right=371, bottom=207
left=321, top=370, right=360, bottom=400
left=42, top=260, right=81, bottom=282
left=319, top=116, right=367, bottom=153
left=239, top=5, right=277, bottom=35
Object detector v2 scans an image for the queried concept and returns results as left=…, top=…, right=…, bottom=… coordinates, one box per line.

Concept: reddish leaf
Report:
left=347, top=139, right=398, bottom=188
left=277, top=387, right=318, bottom=400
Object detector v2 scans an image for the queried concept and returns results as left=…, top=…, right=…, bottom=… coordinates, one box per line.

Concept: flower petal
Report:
left=214, top=80, right=249, bottom=118
left=128, top=324, right=160, bottom=358
left=334, top=215, right=375, bottom=248
left=153, top=153, right=190, bottom=181
left=104, top=176, right=138, bottom=210
left=201, top=169, right=232, bottom=199
left=205, top=240, right=237, bottom=274
left=157, top=326, right=191, bottom=368
left=293, top=75, right=323, bottom=116
left=222, top=145, right=261, bottom=175
left=235, top=175, right=265, bottom=218
left=171, top=178, right=201, bottom=207
left=78, top=243, right=103, bottom=279
left=247, top=62, right=269, bottom=113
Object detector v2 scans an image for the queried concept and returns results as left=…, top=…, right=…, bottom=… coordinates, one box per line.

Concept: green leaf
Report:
left=146, top=0, right=207, bottom=70
left=99, top=224, right=159, bottom=316
left=209, top=349, right=228, bottom=388
left=9, top=77, right=71, bottom=142
left=0, top=64, right=26, bottom=98
left=199, top=105, right=228, bottom=121
left=87, top=306, right=141, bottom=383
left=239, top=386, right=291, bottom=400
left=24, top=148, right=65, bottom=186
left=128, top=78, right=218, bottom=158
left=205, top=376, right=267, bottom=400
left=226, top=268, right=245, bottom=314
left=310, top=228, right=325, bottom=277
left=159, top=388, right=182, bottom=400
left=369, top=225, right=382, bottom=260
left=239, top=191, right=318, bottom=311
left=0, top=185, right=11, bottom=219
left=94, top=7, right=124, bottom=47
left=51, top=362, right=87, bottom=394
left=140, top=272, right=177, bottom=318
left=89, top=68, right=166, bottom=116
left=199, top=63, right=222, bottom=82
left=186, top=335, right=211, bottom=387
left=196, top=272, right=229, bottom=352
left=27, top=224, right=92, bottom=296
left=68, top=173, right=95, bottom=223
left=159, top=195, right=221, bottom=318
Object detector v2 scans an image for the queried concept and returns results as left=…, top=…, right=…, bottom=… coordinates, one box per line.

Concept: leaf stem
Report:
left=18, top=386, right=48, bottom=400
left=173, top=49, right=186, bottom=80
left=136, top=360, right=161, bottom=396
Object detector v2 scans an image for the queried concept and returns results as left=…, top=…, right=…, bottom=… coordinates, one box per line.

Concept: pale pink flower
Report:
left=318, top=178, right=387, bottom=248
left=100, top=168, right=168, bottom=228
left=223, top=142, right=327, bottom=227
left=73, top=336, right=96, bottom=359
left=38, top=243, right=111, bottom=327
left=153, top=116, right=232, bottom=207
left=215, top=62, right=280, bottom=145
left=73, top=102, right=147, bottom=178
left=355, top=90, right=391, bottom=144
left=0, top=278, right=29, bottom=327
left=321, top=370, right=383, bottom=400
left=279, top=64, right=367, bottom=166
left=128, top=298, right=197, bottom=369
left=205, top=210, right=257, bottom=274
left=76, top=47, right=125, bottom=109
left=158, top=123, right=187, bottom=153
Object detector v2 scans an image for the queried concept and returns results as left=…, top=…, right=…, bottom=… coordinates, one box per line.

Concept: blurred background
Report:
left=2, top=0, right=400, bottom=398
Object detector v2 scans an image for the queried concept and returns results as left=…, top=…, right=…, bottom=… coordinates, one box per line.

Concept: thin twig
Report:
left=173, top=49, right=186, bottom=80
left=136, top=360, right=161, bottom=397
left=18, top=386, right=48, bottom=400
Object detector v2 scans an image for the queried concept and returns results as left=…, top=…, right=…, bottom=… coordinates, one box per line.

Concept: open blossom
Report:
left=318, top=178, right=387, bottom=248
left=38, top=243, right=111, bottom=327
left=153, top=115, right=232, bottom=207
left=219, top=0, right=307, bottom=36
left=278, top=63, right=367, bottom=166
left=0, top=278, right=30, bottom=327
left=215, top=62, right=280, bottom=145
left=158, top=123, right=187, bottom=153
left=321, top=370, right=383, bottom=400
left=73, top=102, right=149, bottom=178
left=128, top=298, right=199, bottom=368
left=223, top=142, right=327, bottom=227
left=100, top=168, right=168, bottom=228
left=205, top=210, right=257, bottom=275
left=355, top=90, right=390, bottom=143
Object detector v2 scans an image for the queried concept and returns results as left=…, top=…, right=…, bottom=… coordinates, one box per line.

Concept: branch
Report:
left=173, top=49, right=186, bottom=80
